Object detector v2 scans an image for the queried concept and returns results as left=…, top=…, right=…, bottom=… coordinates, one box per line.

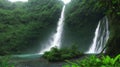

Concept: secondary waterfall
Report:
left=39, top=5, right=66, bottom=54
left=86, top=17, right=109, bottom=54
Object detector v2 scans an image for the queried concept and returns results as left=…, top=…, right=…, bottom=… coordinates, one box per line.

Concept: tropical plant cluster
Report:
left=43, top=46, right=84, bottom=62
left=63, top=54, right=120, bottom=67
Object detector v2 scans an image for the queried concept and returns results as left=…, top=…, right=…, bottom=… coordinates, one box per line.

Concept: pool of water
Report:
left=10, top=54, right=65, bottom=67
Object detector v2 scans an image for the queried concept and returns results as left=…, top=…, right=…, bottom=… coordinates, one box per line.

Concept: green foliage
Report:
left=0, top=0, right=62, bottom=55
left=63, top=0, right=105, bottom=47
left=98, top=0, right=120, bottom=16
left=117, top=12, right=120, bottom=15
left=0, top=56, right=14, bottom=67
left=63, top=54, right=120, bottom=67
left=43, top=46, right=84, bottom=62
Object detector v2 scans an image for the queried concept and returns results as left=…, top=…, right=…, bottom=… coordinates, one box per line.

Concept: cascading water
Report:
left=86, top=17, right=109, bottom=54
left=39, top=5, right=66, bottom=54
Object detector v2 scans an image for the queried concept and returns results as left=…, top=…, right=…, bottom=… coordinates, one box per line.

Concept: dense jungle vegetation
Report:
left=0, top=0, right=62, bottom=55
left=0, top=0, right=120, bottom=67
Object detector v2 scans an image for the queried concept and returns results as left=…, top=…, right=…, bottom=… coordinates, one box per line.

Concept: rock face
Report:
left=106, top=15, right=120, bottom=56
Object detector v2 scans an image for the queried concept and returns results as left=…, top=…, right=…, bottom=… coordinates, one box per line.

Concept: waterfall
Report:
left=86, top=17, right=109, bottom=54
left=39, top=5, right=66, bottom=54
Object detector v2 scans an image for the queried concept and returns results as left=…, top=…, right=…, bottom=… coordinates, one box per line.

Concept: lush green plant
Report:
left=63, top=54, right=120, bottom=67
left=43, top=46, right=84, bottom=62
left=0, top=56, right=14, bottom=67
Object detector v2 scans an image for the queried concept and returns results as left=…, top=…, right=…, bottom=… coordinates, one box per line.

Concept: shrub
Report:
left=62, top=54, right=120, bottom=67
left=0, top=56, right=14, bottom=67
left=42, top=46, right=84, bottom=62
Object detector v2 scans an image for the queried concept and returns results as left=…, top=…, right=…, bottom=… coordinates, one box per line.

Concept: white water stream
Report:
left=86, top=17, right=109, bottom=54
left=39, top=5, right=66, bottom=54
